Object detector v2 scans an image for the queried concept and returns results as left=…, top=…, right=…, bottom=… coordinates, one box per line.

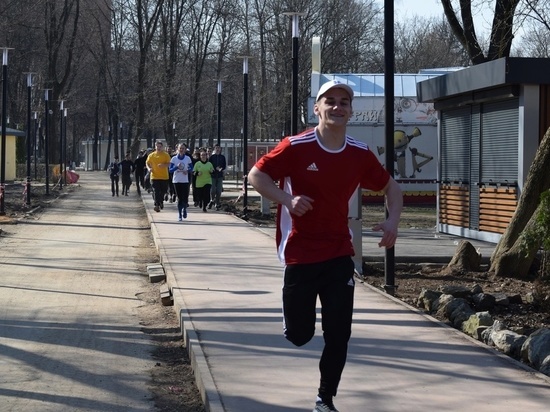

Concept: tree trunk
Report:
left=490, top=127, right=550, bottom=277
left=441, top=0, right=519, bottom=65
left=490, top=207, right=541, bottom=277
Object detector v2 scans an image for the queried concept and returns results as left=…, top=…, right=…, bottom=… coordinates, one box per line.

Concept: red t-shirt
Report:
left=254, top=128, right=390, bottom=265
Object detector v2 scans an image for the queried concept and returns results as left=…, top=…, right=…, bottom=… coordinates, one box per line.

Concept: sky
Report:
left=392, top=1, right=532, bottom=45
left=393, top=0, right=495, bottom=35
left=394, top=0, right=447, bottom=20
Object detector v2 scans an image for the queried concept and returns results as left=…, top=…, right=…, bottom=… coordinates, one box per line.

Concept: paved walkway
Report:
left=142, top=183, right=550, bottom=412
left=0, top=173, right=156, bottom=411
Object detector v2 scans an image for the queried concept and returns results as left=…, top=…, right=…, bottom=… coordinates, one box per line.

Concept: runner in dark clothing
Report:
left=119, top=152, right=135, bottom=196
left=134, top=150, right=147, bottom=195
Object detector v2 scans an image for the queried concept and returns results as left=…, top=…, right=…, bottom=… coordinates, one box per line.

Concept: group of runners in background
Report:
left=108, top=141, right=226, bottom=221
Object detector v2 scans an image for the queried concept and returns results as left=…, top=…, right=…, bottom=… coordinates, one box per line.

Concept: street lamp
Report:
left=25, top=73, right=34, bottom=206
left=59, top=100, right=64, bottom=189
left=98, top=131, right=102, bottom=171
left=93, top=122, right=98, bottom=171
left=383, top=0, right=396, bottom=296
left=283, top=12, right=305, bottom=136
left=71, top=113, right=76, bottom=168
left=173, top=121, right=176, bottom=146
left=240, top=56, right=251, bottom=216
left=105, top=125, right=112, bottom=170
left=44, top=89, right=51, bottom=195
left=63, top=108, right=67, bottom=177
left=0, top=48, right=13, bottom=216
left=217, top=80, right=222, bottom=146
left=34, top=112, right=38, bottom=179
left=119, top=122, right=123, bottom=157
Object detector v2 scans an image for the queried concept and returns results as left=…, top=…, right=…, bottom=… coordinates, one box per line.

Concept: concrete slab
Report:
left=142, top=187, right=550, bottom=412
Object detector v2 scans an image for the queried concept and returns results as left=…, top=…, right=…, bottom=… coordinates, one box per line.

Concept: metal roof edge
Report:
left=417, top=57, right=550, bottom=102
left=0, top=126, right=26, bottom=136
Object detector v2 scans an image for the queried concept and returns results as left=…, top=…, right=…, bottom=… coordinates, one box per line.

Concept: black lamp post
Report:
left=0, top=48, right=13, bottom=216
left=119, top=122, right=124, bottom=156
left=241, top=56, right=250, bottom=216
left=44, top=89, right=51, bottom=195
left=98, top=131, right=102, bottom=170
left=63, top=107, right=67, bottom=177
left=217, top=80, right=222, bottom=146
left=59, top=100, right=64, bottom=189
left=25, top=73, right=33, bottom=206
left=34, top=112, right=38, bottom=179
left=104, top=125, right=112, bottom=170
left=384, top=0, right=396, bottom=296
left=283, top=12, right=305, bottom=136
left=72, top=115, right=76, bottom=168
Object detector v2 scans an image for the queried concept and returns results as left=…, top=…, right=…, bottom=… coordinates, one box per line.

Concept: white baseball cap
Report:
left=316, top=80, right=354, bottom=102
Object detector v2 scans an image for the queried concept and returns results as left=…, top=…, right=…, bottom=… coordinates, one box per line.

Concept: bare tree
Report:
left=157, top=0, right=191, bottom=149
left=0, top=0, right=124, bottom=178
left=0, top=0, right=45, bottom=164
left=518, top=27, right=550, bottom=57
left=245, top=0, right=271, bottom=142
left=72, top=0, right=111, bottom=169
left=128, top=0, right=165, bottom=154
left=394, top=16, right=471, bottom=72
left=515, top=0, right=550, bottom=57
left=441, top=0, right=520, bottom=64
left=42, top=0, right=82, bottom=164
left=314, top=0, right=382, bottom=73
left=0, top=0, right=83, bottom=165
left=237, top=0, right=383, bottom=140
left=6, top=0, right=548, bottom=196
left=89, top=0, right=135, bottom=165
left=179, top=0, right=226, bottom=150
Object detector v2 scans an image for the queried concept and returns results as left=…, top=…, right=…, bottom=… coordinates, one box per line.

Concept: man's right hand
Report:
left=286, top=195, right=314, bottom=217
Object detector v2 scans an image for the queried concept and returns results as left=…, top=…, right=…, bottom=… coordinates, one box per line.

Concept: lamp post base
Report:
left=0, top=184, right=5, bottom=215
left=383, top=284, right=398, bottom=296
left=25, top=178, right=31, bottom=206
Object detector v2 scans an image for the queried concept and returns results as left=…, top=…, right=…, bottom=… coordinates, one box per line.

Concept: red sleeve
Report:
left=360, top=150, right=391, bottom=191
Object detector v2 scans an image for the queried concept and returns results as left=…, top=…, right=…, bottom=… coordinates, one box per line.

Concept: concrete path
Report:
left=143, top=177, right=550, bottom=411
left=0, top=172, right=156, bottom=411
left=2, top=171, right=548, bottom=411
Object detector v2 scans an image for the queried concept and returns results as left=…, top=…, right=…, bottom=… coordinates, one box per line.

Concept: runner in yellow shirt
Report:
left=146, top=141, right=172, bottom=212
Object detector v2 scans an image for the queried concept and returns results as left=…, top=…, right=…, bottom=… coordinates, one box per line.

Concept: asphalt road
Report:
left=0, top=172, right=157, bottom=411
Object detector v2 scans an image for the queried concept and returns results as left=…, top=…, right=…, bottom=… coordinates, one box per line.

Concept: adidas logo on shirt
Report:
left=307, top=162, right=319, bottom=171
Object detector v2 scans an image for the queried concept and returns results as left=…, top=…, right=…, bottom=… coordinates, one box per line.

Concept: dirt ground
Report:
left=358, top=205, right=550, bottom=337
left=242, top=201, right=550, bottom=336
left=2, top=182, right=549, bottom=410
left=136, top=270, right=206, bottom=412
